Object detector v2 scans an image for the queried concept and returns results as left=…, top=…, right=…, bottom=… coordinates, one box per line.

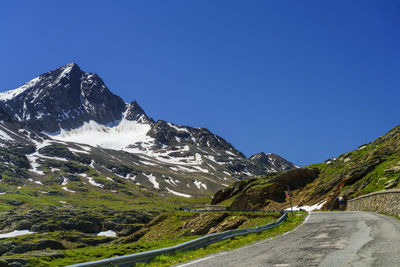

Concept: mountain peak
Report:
left=250, top=152, right=297, bottom=172
left=60, top=62, right=80, bottom=70
left=60, top=62, right=81, bottom=74
left=250, top=152, right=269, bottom=160
left=48, top=63, right=84, bottom=85
left=64, top=62, right=79, bottom=68
left=0, top=63, right=125, bottom=132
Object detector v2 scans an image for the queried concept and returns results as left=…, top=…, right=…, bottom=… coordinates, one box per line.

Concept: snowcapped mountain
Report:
left=0, top=63, right=296, bottom=198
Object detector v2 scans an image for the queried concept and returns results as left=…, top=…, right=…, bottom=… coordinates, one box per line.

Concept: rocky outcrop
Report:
left=207, top=216, right=246, bottom=233
left=213, top=167, right=320, bottom=210
left=341, top=156, right=383, bottom=186
left=211, top=178, right=257, bottom=205
left=10, top=240, right=65, bottom=254
left=270, top=167, right=320, bottom=189
left=385, top=178, right=400, bottom=189
left=230, top=182, right=285, bottom=210
left=182, top=213, right=229, bottom=235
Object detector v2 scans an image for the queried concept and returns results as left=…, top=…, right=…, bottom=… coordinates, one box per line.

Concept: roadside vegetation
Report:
left=0, top=211, right=305, bottom=266
left=137, top=211, right=306, bottom=267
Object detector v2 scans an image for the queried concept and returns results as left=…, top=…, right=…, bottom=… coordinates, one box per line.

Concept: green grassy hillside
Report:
left=212, top=125, right=400, bottom=211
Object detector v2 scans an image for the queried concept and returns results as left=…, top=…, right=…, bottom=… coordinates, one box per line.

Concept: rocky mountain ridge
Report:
left=0, top=63, right=296, bottom=201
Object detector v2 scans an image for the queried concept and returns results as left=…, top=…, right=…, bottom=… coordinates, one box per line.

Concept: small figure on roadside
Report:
left=338, top=196, right=345, bottom=210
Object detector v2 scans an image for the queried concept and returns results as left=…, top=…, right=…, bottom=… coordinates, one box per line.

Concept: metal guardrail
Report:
left=180, top=207, right=284, bottom=213
left=68, top=211, right=288, bottom=267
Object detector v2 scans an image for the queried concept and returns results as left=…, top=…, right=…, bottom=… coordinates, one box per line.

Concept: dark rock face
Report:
left=147, top=120, right=189, bottom=147
left=0, top=63, right=126, bottom=132
left=270, top=167, right=320, bottom=189
left=0, top=106, right=13, bottom=122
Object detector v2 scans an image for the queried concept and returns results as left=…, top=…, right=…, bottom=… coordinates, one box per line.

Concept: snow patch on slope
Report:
left=0, top=230, right=35, bottom=239
left=286, top=201, right=326, bottom=212
left=166, top=188, right=191, bottom=198
left=193, top=180, right=207, bottom=190
left=62, top=187, right=76, bottom=193
left=26, top=153, right=44, bottom=175
left=81, top=173, right=103, bottom=188
left=168, top=123, right=190, bottom=133
left=51, top=119, right=152, bottom=151
left=96, top=230, right=117, bottom=237
left=0, top=129, right=13, bottom=141
left=143, top=173, right=159, bottom=189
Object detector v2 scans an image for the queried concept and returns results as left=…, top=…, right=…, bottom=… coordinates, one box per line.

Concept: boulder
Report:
left=229, top=182, right=284, bottom=210
left=9, top=243, right=37, bottom=254
left=182, top=213, right=229, bottom=235
left=8, top=240, right=64, bottom=255
left=7, top=200, right=24, bottom=206
left=2, top=259, right=29, bottom=267
left=385, top=178, right=400, bottom=189
left=116, top=224, right=142, bottom=237
left=115, top=228, right=149, bottom=244
left=36, top=240, right=65, bottom=250
left=0, top=243, right=15, bottom=256
left=207, top=216, right=246, bottom=234
left=384, top=166, right=400, bottom=174
left=228, top=167, right=320, bottom=210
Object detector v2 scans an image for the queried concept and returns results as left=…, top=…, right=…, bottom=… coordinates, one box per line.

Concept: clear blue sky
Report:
left=1, top=1, right=399, bottom=166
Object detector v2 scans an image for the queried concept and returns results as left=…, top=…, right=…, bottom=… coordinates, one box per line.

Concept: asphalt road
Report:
left=175, top=212, right=400, bottom=267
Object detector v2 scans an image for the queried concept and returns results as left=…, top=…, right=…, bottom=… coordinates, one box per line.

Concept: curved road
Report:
left=176, top=212, right=400, bottom=267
